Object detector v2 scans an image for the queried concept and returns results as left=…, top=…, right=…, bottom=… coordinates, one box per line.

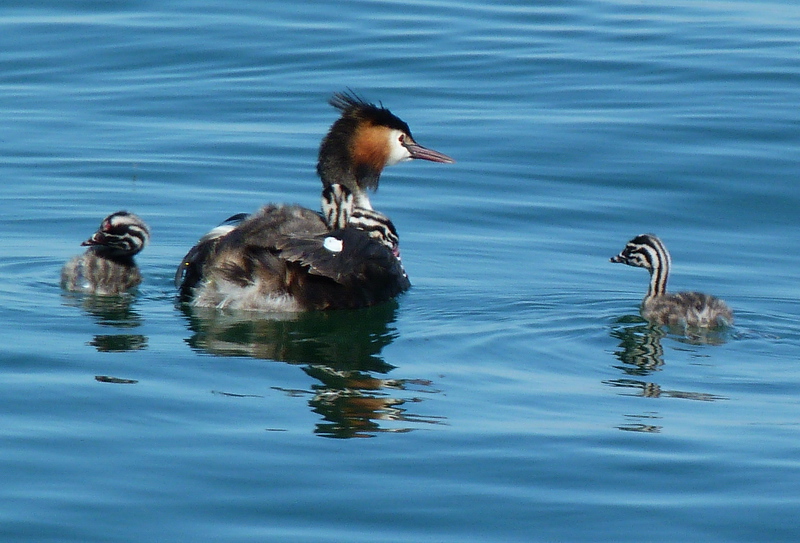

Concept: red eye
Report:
left=398, top=134, right=405, bottom=144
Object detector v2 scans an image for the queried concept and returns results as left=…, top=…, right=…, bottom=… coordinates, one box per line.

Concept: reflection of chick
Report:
left=611, top=234, right=733, bottom=328
left=61, top=211, right=150, bottom=295
left=612, top=323, right=665, bottom=374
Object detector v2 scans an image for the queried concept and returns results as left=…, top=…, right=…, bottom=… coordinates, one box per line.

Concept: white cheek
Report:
left=385, top=129, right=412, bottom=166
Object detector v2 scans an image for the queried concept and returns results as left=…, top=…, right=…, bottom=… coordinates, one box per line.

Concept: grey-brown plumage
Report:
left=61, top=211, right=150, bottom=295
left=175, top=202, right=409, bottom=311
left=176, top=92, right=452, bottom=312
left=610, top=233, right=734, bottom=328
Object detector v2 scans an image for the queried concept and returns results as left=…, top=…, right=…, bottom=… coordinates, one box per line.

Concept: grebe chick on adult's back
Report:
left=610, top=233, right=733, bottom=328
left=176, top=92, right=453, bottom=311
left=61, top=211, right=150, bottom=295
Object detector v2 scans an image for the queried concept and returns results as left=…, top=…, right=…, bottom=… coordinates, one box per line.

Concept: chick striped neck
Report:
left=349, top=207, right=399, bottom=252
left=638, top=237, right=671, bottom=300
left=321, top=184, right=399, bottom=251
left=322, top=183, right=354, bottom=230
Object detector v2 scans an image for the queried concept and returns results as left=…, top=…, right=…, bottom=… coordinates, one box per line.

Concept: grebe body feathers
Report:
left=176, top=200, right=409, bottom=311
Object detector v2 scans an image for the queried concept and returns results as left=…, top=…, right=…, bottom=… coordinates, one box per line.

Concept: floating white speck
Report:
left=323, top=236, right=343, bottom=253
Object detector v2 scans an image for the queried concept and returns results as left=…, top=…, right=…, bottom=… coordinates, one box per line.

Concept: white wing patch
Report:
left=323, top=236, right=343, bottom=253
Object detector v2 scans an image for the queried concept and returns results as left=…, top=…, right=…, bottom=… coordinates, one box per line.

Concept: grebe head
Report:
left=317, top=91, right=454, bottom=208
left=82, top=211, right=150, bottom=257
left=610, top=233, right=669, bottom=272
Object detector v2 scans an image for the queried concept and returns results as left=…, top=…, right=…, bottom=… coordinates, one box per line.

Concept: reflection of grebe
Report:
left=176, top=92, right=453, bottom=312
left=181, top=303, right=446, bottom=438
left=606, top=321, right=728, bottom=414
left=61, top=211, right=150, bottom=295
left=611, top=322, right=665, bottom=375
left=304, top=364, right=444, bottom=438
left=182, top=302, right=399, bottom=370
left=610, top=234, right=733, bottom=328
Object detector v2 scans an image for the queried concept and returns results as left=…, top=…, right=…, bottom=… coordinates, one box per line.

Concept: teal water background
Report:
left=2, top=1, right=800, bottom=541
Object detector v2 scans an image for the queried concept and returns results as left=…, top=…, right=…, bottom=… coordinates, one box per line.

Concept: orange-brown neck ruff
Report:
left=318, top=92, right=412, bottom=192
left=350, top=123, right=392, bottom=187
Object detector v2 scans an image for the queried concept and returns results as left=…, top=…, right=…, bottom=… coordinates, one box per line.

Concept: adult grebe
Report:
left=176, top=92, right=453, bottom=311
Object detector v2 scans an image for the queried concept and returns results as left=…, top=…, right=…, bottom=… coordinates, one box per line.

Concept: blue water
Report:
left=2, top=0, right=800, bottom=541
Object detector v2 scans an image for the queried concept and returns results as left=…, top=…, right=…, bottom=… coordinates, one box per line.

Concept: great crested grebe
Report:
left=610, top=233, right=734, bottom=328
left=61, top=211, right=150, bottom=295
left=176, top=92, right=453, bottom=311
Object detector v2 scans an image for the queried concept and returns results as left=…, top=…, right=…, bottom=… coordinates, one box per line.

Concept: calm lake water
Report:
left=2, top=0, right=800, bottom=541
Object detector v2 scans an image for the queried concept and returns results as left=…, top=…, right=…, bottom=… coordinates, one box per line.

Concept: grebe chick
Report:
left=61, top=211, right=150, bottom=295
left=176, top=92, right=452, bottom=311
left=610, top=233, right=733, bottom=328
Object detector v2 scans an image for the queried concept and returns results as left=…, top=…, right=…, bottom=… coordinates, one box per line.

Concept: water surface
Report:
left=2, top=1, right=800, bottom=541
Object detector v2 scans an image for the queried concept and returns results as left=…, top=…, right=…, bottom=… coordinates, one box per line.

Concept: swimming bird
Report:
left=61, top=211, right=150, bottom=295
left=176, top=92, right=453, bottom=311
left=610, top=233, right=733, bottom=328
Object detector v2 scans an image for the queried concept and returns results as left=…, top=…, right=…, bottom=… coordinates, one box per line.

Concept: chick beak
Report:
left=82, top=232, right=107, bottom=247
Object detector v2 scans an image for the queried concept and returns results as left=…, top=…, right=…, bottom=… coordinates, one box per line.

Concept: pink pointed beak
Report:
left=404, top=142, right=455, bottom=164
